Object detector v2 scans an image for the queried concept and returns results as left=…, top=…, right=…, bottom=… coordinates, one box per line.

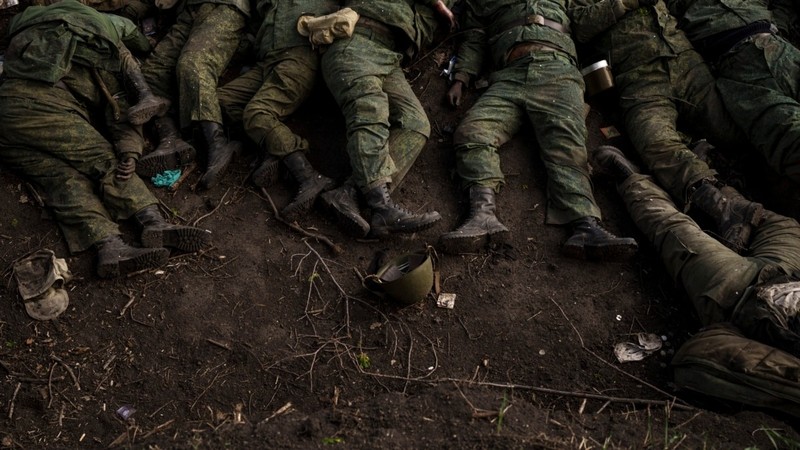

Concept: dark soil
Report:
left=2, top=6, right=800, bottom=449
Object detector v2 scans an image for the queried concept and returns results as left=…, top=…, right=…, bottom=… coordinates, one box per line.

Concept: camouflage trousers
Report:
left=217, top=46, right=318, bottom=158
left=322, top=33, right=431, bottom=191
left=0, top=81, right=157, bottom=253
left=453, top=51, right=600, bottom=225
left=715, top=34, right=800, bottom=182
left=620, top=173, right=800, bottom=324
left=141, top=2, right=244, bottom=128
left=615, top=49, right=746, bottom=206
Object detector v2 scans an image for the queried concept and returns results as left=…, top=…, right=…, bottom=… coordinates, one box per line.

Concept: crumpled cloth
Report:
left=297, top=8, right=359, bottom=46
left=12, top=249, right=72, bottom=320
left=151, top=169, right=181, bottom=187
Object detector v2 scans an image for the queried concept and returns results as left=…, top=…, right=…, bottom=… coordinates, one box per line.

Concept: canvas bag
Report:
left=672, top=323, right=800, bottom=417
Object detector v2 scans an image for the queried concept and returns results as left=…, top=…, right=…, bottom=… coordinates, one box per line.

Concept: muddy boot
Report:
left=562, top=217, right=638, bottom=261
left=280, top=151, right=335, bottom=221
left=439, top=186, right=509, bottom=254
left=197, top=120, right=241, bottom=191
left=251, top=154, right=281, bottom=188
left=137, top=116, right=196, bottom=178
left=591, top=145, right=639, bottom=181
left=320, top=180, right=370, bottom=238
left=135, top=205, right=212, bottom=252
left=365, top=183, right=441, bottom=237
left=121, top=47, right=170, bottom=126
left=690, top=180, right=765, bottom=252
left=95, top=235, right=169, bottom=279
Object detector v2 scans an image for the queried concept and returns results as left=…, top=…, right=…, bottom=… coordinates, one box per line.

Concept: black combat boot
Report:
left=251, top=154, right=281, bottom=188
left=135, top=205, right=212, bottom=252
left=320, top=180, right=370, bottom=238
left=120, top=48, right=170, bottom=126
left=562, top=217, right=638, bottom=261
left=438, top=186, right=509, bottom=254
left=280, top=151, right=335, bottom=221
left=364, top=183, right=441, bottom=237
left=95, top=235, right=170, bottom=279
left=591, top=145, right=639, bottom=181
left=690, top=180, right=765, bottom=252
left=198, top=121, right=241, bottom=190
left=137, top=116, right=196, bottom=178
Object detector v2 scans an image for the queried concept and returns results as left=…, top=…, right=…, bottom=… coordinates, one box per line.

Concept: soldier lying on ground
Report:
left=139, top=0, right=249, bottom=190
left=666, top=0, right=800, bottom=186
left=571, top=0, right=764, bottom=252
left=0, top=0, right=210, bottom=278
left=217, top=0, right=342, bottom=222
left=318, top=0, right=456, bottom=238
left=439, top=0, right=638, bottom=260
left=593, top=145, right=800, bottom=417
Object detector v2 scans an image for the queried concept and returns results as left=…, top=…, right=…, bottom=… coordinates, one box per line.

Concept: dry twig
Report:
left=260, top=188, right=343, bottom=255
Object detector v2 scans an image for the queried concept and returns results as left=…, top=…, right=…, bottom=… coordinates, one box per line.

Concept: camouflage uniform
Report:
left=0, top=1, right=157, bottom=253
left=572, top=0, right=747, bottom=206
left=141, top=0, right=249, bottom=129
left=667, top=0, right=800, bottom=183
left=320, top=0, right=441, bottom=192
left=452, top=0, right=601, bottom=225
left=620, top=172, right=800, bottom=336
left=217, top=0, right=339, bottom=158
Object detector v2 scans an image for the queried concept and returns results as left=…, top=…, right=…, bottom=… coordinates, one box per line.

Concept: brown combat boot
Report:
left=197, top=121, right=241, bottom=190
left=690, top=180, right=765, bottom=252
left=365, top=183, right=441, bottom=237
left=135, top=205, right=212, bottom=252
left=137, top=116, right=196, bottom=178
left=280, top=151, right=335, bottom=221
left=439, top=186, right=509, bottom=254
left=320, top=181, right=370, bottom=238
left=95, top=235, right=169, bottom=279
left=562, top=217, right=638, bottom=261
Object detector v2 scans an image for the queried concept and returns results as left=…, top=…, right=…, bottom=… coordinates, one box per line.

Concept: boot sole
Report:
left=137, top=144, right=196, bottom=178
left=97, top=247, right=169, bottom=279
left=563, top=240, right=639, bottom=262
left=141, top=227, right=211, bottom=252
left=439, top=229, right=510, bottom=254
left=128, top=99, right=171, bottom=126
left=199, top=141, right=242, bottom=191
left=370, top=214, right=442, bottom=238
left=319, top=191, right=370, bottom=238
left=251, top=157, right=281, bottom=188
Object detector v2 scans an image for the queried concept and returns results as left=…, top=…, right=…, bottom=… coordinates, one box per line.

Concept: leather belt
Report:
left=353, top=16, right=396, bottom=50
left=506, top=41, right=559, bottom=65
left=496, top=14, right=570, bottom=35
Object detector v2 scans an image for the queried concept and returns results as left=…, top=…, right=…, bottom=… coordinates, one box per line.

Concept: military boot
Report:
left=121, top=48, right=170, bottom=126
left=95, top=235, right=169, bottom=279
left=135, top=205, right=212, bottom=252
left=365, top=183, right=441, bottom=237
left=591, top=145, right=639, bottom=181
left=137, top=116, right=196, bottom=178
left=562, top=217, right=638, bottom=261
left=197, top=121, right=241, bottom=190
left=251, top=154, right=281, bottom=188
left=280, top=151, right=335, bottom=221
left=690, top=180, right=765, bottom=252
left=320, top=180, right=370, bottom=238
left=439, top=186, right=509, bottom=254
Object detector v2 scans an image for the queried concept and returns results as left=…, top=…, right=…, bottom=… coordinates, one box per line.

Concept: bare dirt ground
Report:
left=2, top=6, right=800, bottom=449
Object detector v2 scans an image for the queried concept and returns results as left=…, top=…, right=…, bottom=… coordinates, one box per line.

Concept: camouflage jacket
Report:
left=666, top=0, right=773, bottom=42
left=344, top=0, right=442, bottom=52
left=254, top=0, right=340, bottom=57
left=453, top=0, right=580, bottom=84
left=4, top=0, right=144, bottom=84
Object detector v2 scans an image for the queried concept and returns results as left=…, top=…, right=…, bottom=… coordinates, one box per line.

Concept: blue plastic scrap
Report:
left=151, top=169, right=181, bottom=187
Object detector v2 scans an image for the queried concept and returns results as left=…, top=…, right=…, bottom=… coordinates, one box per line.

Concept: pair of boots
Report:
left=593, top=145, right=764, bottom=253
left=95, top=205, right=212, bottom=278
left=320, top=182, right=441, bottom=238
left=438, top=183, right=637, bottom=260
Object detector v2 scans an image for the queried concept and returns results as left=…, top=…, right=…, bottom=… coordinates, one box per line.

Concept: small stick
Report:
left=141, top=419, right=175, bottom=439
left=192, top=187, right=231, bottom=227
left=261, top=188, right=343, bottom=255
left=51, top=355, right=80, bottom=391
left=8, top=382, right=21, bottom=419
left=169, top=162, right=197, bottom=192
left=120, top=291, right=136, bottom=316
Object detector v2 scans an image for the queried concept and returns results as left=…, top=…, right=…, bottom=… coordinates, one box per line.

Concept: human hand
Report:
left=155, top=0, right=179, bottom=10
left=116, top=157, right=137, bottom=181
left=434, top=0, right=458, bottom=32
left=447, top=81, right=465, bottom=107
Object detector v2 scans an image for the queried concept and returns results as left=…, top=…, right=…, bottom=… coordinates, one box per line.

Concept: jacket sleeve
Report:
left=569, top=0, right=622, bottom=44
left=452, top=3, right=486, bottom=85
